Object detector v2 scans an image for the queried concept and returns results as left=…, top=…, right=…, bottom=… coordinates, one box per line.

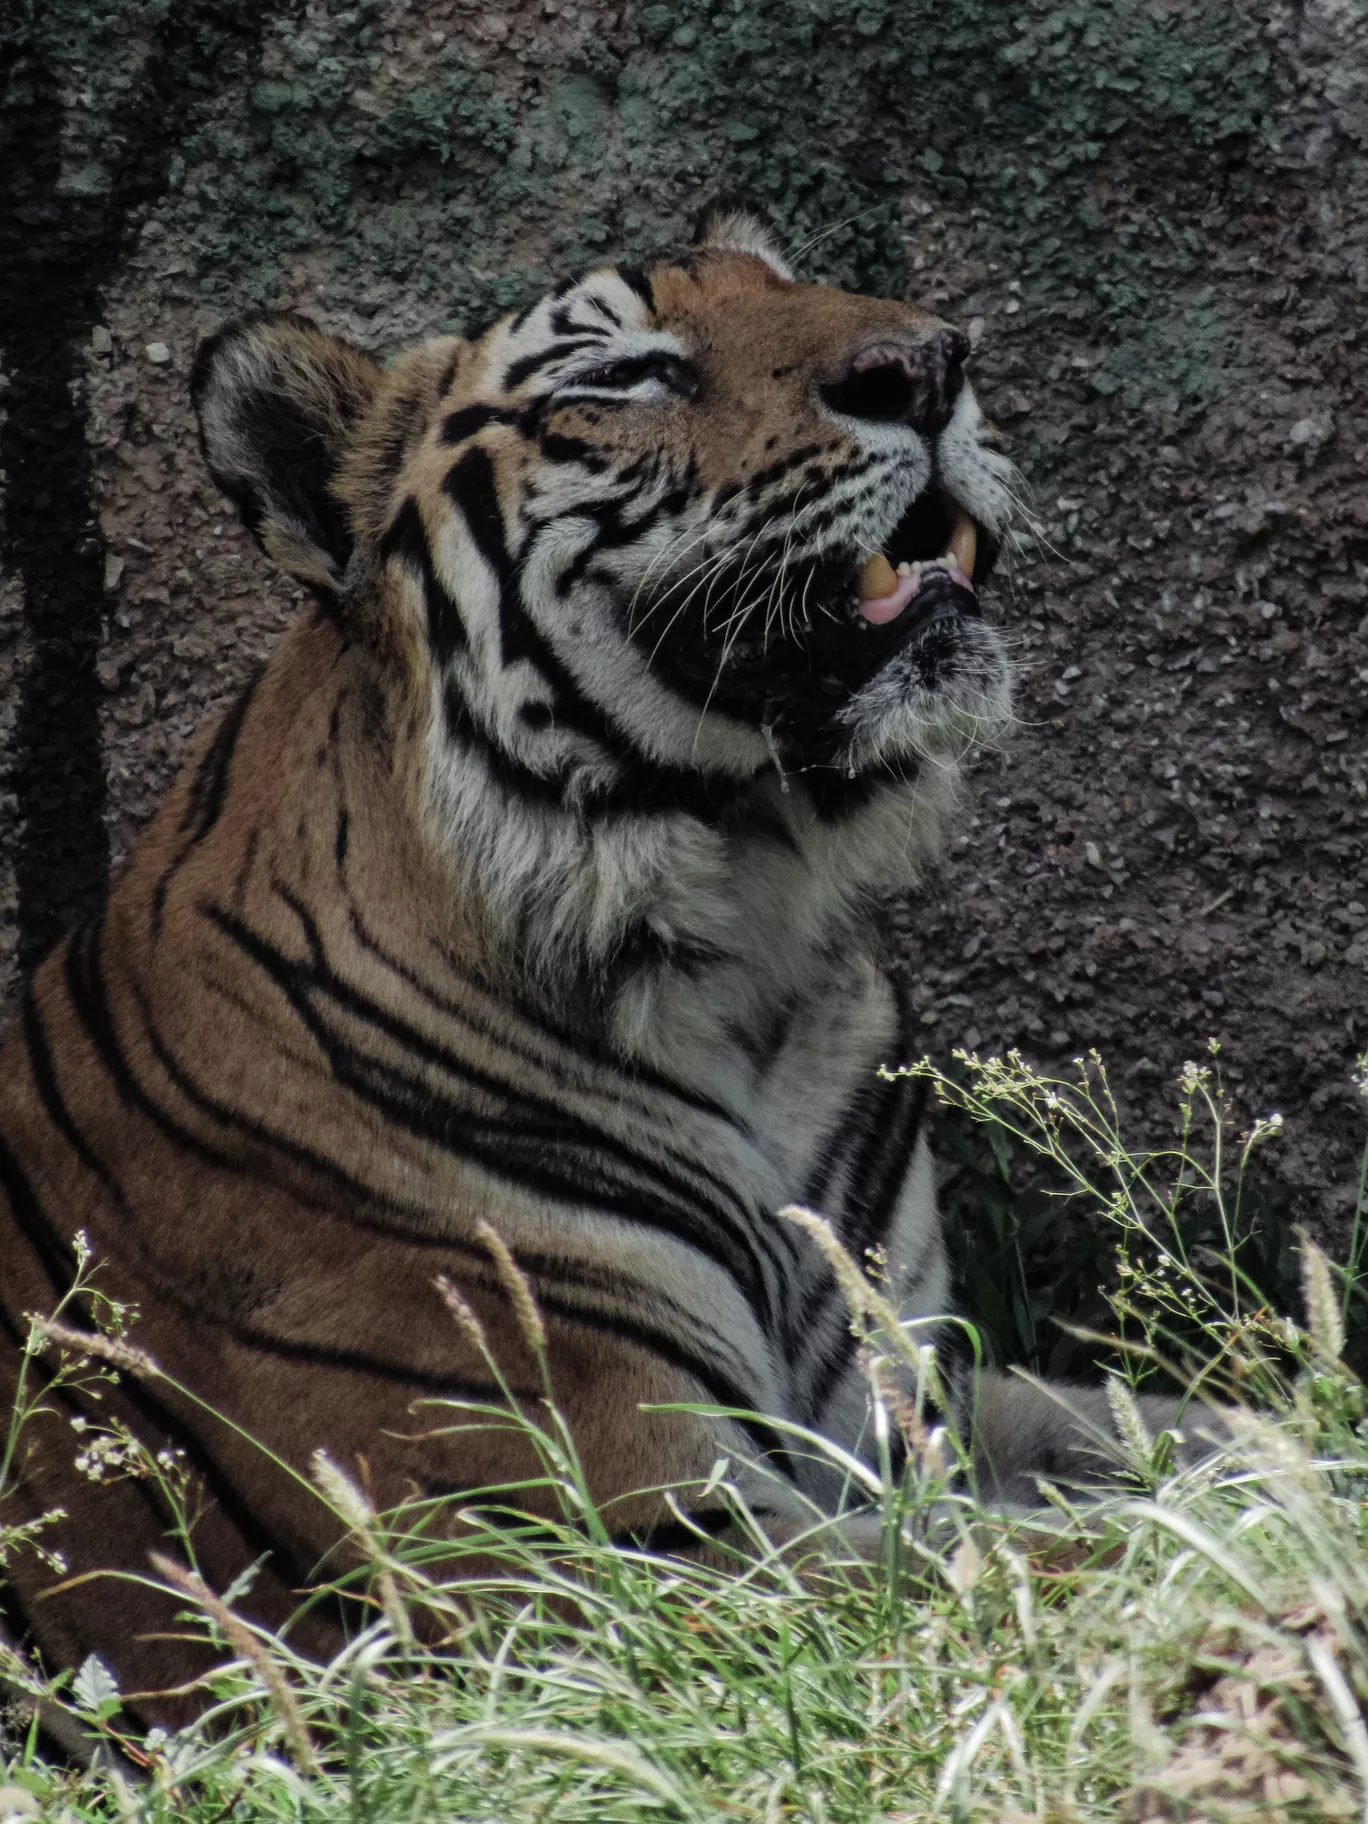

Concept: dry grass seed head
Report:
left=149, top=1554, right=318, bottom=1776
left=474, top=1220, right=547, bottom=1357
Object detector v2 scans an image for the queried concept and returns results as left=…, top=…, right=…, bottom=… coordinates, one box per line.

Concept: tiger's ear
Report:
left=692, top=196, right=793, bottom=281
left=191, top=315, right=383, bottom=597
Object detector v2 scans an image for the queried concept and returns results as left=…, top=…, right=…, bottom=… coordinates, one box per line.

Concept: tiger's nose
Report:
left=821, top=330, right=970, bottom=436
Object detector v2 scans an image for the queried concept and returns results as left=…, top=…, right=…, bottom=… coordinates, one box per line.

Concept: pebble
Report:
left=144, top=341, right=171, bottom=365
left=103, top=554, right=125, bottom=592
left=90, top=324, right=112, bottom=355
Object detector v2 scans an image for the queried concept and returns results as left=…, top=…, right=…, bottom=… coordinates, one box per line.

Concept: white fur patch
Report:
left=699, top=209, right=795, bottom=281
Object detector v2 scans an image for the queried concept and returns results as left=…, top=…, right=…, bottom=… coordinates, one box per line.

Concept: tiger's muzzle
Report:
left=636, top=477, right=1004, bottom=765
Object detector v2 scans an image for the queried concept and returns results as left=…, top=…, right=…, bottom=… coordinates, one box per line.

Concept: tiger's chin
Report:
left=788, top=560, right=1014, bottom=774
left=835, top=611, right=1014, bottom=774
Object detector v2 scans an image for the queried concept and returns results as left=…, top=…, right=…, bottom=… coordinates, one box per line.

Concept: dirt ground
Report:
left=2, top=0, right=1367, bottom=1247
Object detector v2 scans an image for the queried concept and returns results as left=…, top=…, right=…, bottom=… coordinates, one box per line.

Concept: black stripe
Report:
left=561, top=352, right=698, bottom=398
left=539, top=431, right=611, bottom=470
left=613, top=1509, right=733, bottom=1553
left=179, top=665, right=263, bottom=844
left=223, top=1325, right=528, bottom=1402
left=549, top=303, right=611, bottom=341
left=153, top=668, right=265, bottom=935
left=443, top=445, right=735, bottom=821
left=503, top=338, right=601, bottom=390
left=615, top=265, right=656, bottom=312
left=807, top=767, right=888, bottom=822
left=404, top=1238, right=757, bottom=1397
left=65, top=915, right=239, bottom=1175
left=133, top=977, right=413, bottom=1214
left=202, top=899, right=781, bottom=1331
left=21, top=990, right=127, bottom=1210
left=279, top=886, right=755, bottom=1222
left=443, top=671, right=736, bottom=831
left=800, top=987, right=924, bottom=1233
left=744, top=442, right=831, bottom=495
left=583, top=294, right=623, bottom=331
left=234, top=826, right=261, bottom=909
left=0, top=1131, right=76, bottom=1299
left=533, top=1289, right=794, bottom=1473
left=796, top=1310, right=861, bottom=1426
left=802, top=1128, right=843, bottom=1212
left=435, top=350, right=460, bottom=397
left=441, top=404, right=521, bottom=446
left=550, top=481, right=664, bottom=597
left=379, top=496, right=468, bottom=664
left=789, top=992, right=933, bottom=1376
left=446, top=445, right=513, bottom=588
left=345, top=903, right=744, bottom=1125
left=64, top=913, right=418, bottom=1232
left=511, top=1261, right=756, bottom=1395
left=843, top=1014, right=930, bottom=1263
left=443, top=680, right=578, bottom=808
left=369, top=378, right=430, bottom=488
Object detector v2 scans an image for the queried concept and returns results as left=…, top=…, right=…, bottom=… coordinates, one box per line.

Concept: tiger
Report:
left=0, top=207, right=1187, bottom=1721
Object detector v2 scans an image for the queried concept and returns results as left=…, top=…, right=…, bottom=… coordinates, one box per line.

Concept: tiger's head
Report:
left=193, top=210, right=1018, bottom=970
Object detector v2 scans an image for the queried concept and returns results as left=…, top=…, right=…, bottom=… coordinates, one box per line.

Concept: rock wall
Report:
left=2, top=0, right=1367, bottom=1227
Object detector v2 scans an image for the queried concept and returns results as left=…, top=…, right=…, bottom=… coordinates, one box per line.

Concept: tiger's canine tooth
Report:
left=858, top=552, right=897, bottom=601
left=948, top=512, right=977, bottom=579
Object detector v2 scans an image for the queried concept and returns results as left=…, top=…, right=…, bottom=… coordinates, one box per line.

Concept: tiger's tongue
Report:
left=857, top=512, right=978, bottom=625
left=857, top=558, right=921, bottom=626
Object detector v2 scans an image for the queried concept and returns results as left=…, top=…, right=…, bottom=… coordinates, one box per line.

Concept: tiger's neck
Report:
left=406, top=696, right=963, bottom=1094
left=594, top=770, right=959, bottom=1101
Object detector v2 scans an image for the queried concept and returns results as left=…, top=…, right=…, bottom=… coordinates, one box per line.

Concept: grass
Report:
left=3, top=1048, right=1368, bottom=1821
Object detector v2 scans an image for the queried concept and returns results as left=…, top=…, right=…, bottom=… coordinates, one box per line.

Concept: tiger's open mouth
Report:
left=856, top=489, right=985, bottom=627
left=815, top=485, right=999, bottom=684
left=633, top=484, right=1001, bottom=745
